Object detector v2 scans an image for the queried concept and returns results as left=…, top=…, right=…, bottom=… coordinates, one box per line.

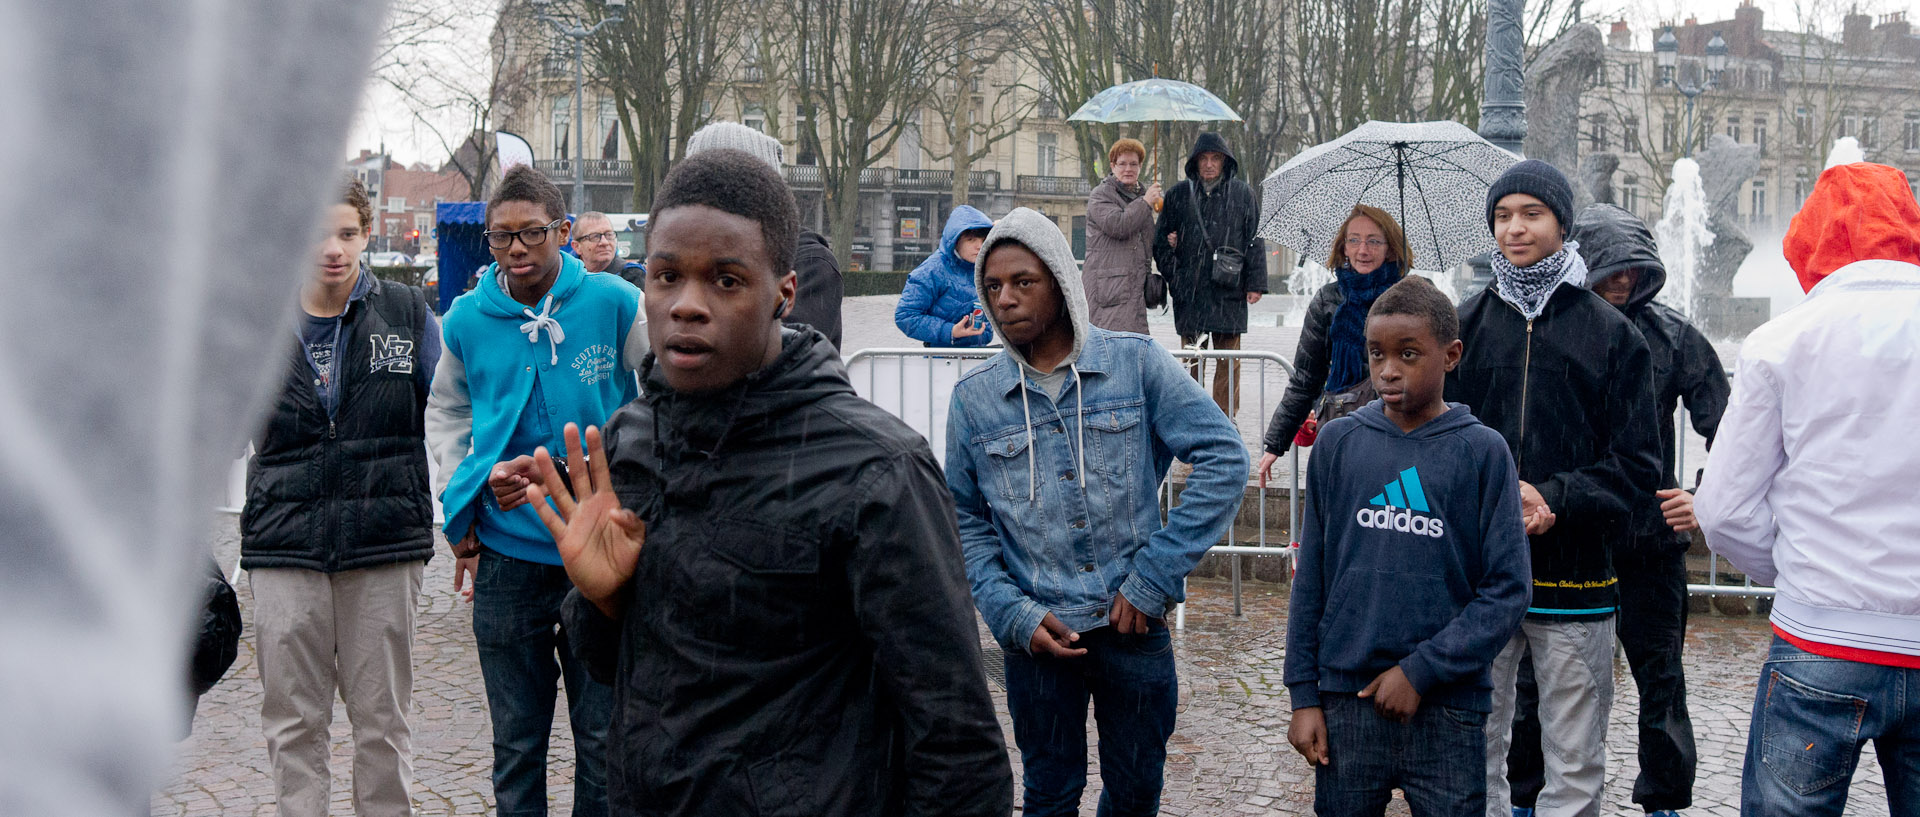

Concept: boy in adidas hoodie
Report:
left=1286, top=276, right=1531, bottom=817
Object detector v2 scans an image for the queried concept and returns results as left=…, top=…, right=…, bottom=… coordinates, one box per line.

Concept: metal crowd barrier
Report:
left=845, top=345, right=1301, bottom=629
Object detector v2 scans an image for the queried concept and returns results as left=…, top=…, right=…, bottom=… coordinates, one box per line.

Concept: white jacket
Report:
left=1697, top=260, right=1920, bottom=657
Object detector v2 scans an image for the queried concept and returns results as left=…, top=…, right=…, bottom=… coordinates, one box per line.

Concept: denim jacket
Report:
left=945, top=207, right=1249, bottom=654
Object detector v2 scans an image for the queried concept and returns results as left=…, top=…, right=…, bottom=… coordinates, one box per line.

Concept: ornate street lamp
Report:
left=531, top=0, right=627, bottom=213
left=1657, top=27, right=1729, bottom=158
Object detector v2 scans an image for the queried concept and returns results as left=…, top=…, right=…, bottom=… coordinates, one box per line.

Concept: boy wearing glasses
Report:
left=426, top=165, right=647, bottom=816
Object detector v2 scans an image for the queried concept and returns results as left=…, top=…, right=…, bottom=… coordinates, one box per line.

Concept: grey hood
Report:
left=973, top=207, right=1094, bottom=503
left=975, top=207, right=1090, bottom=374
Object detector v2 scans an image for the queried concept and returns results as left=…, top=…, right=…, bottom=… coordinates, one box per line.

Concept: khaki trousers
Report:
left=1180, top=332, right=1243, bottom=417
left=251, top=561, right=424, bottom=817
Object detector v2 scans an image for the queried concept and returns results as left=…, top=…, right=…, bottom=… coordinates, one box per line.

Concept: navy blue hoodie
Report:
left=1284, top=402, right=1531, bottom=713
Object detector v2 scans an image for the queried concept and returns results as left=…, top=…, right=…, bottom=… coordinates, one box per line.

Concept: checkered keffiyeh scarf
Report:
left=1491, top=240, right=1587, bottom=321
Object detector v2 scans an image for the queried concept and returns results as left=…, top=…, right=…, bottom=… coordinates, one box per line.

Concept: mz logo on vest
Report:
left=1354, top=467, right=1445, bottom=538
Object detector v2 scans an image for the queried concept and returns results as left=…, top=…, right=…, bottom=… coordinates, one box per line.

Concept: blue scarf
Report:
left=1326, top=261, right=1404, bottom=392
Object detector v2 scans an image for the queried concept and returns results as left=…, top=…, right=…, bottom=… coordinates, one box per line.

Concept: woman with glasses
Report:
left=1256, top=204, right=1413, bottom=486
left=1083, top=137, right=1164, bottom=334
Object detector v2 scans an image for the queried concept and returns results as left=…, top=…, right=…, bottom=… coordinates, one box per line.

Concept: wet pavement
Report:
left=156, top=297, right=1890, bottom=815
left=154, top=519, right=1890, bottom=816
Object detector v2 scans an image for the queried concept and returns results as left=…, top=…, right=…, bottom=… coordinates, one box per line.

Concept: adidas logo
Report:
left=1354, top=467, right=1445, bottom=538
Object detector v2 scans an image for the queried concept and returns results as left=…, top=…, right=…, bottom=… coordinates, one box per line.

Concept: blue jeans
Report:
left=472, top=549, right=611, bottom=817
left=1741, top=635, right=1920, bottom=817
left=1002, top=624, right=1179, bottom=817
left=1317, top=693, right=1487, bottom=817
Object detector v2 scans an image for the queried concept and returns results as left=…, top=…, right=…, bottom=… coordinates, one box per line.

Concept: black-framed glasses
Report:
left=575, top=230, right=616, bottom=245
left=484, top=219, right=566, bottom=250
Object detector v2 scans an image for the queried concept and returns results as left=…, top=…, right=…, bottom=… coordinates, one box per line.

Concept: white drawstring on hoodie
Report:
left=519, top=294, right=566, bottom=365
left=1018, top=363, right=1087, bottom=504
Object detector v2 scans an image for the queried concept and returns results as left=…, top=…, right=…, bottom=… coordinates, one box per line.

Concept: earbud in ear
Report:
left=774, top=297, right=789, bottom=319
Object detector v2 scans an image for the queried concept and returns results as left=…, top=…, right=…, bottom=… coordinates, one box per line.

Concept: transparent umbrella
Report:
left=1068, top=78, right=1241, bottom=189
left=1259, top=120, right=1520, bottom=270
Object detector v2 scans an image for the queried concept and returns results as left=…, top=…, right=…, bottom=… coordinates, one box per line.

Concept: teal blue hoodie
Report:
left=427, top=252, right=646, bottom=562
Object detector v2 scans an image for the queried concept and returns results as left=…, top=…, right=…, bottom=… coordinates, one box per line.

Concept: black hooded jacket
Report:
left=562, top=327, right=1012, bottom=817
left=1152, top=132, right=1268, bottom=336
left=788, top=229, right=844, bottom=350
left=1572, top=204, right=1730, bottom=548
left=1445, top=277, right=1662, bottom=620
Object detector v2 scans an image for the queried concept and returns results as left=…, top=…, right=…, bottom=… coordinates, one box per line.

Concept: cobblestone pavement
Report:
left=158, top=299, right=1882, bottom=815
left=156, top=520, right=1889, bottom=816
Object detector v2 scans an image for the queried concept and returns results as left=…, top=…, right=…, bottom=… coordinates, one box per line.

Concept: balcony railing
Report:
left=1016, top=174, right=1092, bottom=197
left=893, top=168, right=1003, bottom=191
left=535, top=159, right=634, bottom=184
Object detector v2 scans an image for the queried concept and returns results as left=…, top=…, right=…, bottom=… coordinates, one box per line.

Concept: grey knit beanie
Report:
left=1486, top=159, right=1574, bottom=237
left=685, top=121, right=784, bottom=172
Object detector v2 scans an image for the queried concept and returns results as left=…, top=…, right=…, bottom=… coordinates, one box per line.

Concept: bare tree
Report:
left=376, top=0, right=533, bottom=200
left=573, top=0, right=738, bottom=210
left=1017, top=0, right=1134, bottom=182
left=792, top=0, right=950, bottom=267
left=922, top=16, right=1035, bottom=207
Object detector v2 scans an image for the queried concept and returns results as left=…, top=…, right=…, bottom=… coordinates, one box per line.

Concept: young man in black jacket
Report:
left=1505, top=204, right=1729, bottom=817
left=685, top=120, right=844, bottom=349
left=525, top=149, right=1013, bottom=817
left=1446, top=160, right=1662, bottom=817
left=241, top=176, right=439, bottom=817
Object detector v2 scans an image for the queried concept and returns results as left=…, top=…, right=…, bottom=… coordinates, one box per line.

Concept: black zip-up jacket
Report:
left=1446, top=282, right=1662, bottom=619
left=1262, top=281, right=1342, bottom=455
left=241, top=277, right=435, bottom=572
left=562, top=327, right=1012, bottom=817
left=788, top=229, right=844, bottom=350
left=1152, top=132, right=1268, bottom=336
left=1572, top=205, right=1730, bottom=550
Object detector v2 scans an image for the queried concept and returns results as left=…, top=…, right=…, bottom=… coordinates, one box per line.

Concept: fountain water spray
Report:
left=1824, top=136, right=1865, bottom=169
left=1655, top=158, right=1715, bottom=321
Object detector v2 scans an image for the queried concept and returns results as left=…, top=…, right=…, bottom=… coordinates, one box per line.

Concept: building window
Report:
left=1795, top=106, right=1812, bottom=145
left=1841, top=112, right=1856, bottom=140
left=598, top=99, right=619, bottom=160
left=1588, top=114, right=1608, bottom=152
left=1754, top=115, right=1768, bottom=158
left=1623, top=115, right=1638, bottom=151
left=899, top=109, right=922, bottom=170
left=1906, top=112, right=1920, bottom=151
left=1727, top=116, right=1741, bottom=143
left=743, top=104, right=766, bottom=134
left=551, top=97, right=572, bottom=160
left=1622, top=173, right=1640, bottom=214
left=1037, top=132, right=1058, bottom=176
left=1863, top=116, right=1879, bottom=149
left=1794, top=167, right=1811, bottom=207
left=1623, top=61, right=1640, bottom=89
left=1663, top=115, right=1678, bottom=153
left=1750, top=179, right=1767, bottom=223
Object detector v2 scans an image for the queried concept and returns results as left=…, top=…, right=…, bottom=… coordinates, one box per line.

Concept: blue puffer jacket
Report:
left=895, top=205, right=995, bottom=346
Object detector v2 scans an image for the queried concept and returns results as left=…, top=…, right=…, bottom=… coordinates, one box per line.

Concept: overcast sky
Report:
left=345, top=0, right=1920, bottom=168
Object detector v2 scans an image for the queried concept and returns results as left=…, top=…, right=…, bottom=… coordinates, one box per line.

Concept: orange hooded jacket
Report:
left=1782, top=162, right=1920, bottom=292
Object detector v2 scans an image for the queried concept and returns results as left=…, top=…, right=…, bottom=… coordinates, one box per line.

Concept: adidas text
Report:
left=1354, top=507, right=1445, bottom=538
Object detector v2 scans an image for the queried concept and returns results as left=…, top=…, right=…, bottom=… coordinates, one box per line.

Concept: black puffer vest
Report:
left=240, top=277, right=435, bottom=572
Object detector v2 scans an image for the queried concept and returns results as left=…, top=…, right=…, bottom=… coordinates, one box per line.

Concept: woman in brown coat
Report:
left=1083, top=138, right=1164, bottom=333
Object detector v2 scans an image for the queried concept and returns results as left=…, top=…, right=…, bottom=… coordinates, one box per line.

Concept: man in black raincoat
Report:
left=1506, top=203, right=1728, bottom=817
left=528, top=149, right=1013, bottom=817
left=1152, top=132, right=1268, bottom=417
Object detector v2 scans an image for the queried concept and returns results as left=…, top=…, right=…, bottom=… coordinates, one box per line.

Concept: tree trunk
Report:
left=827, top=170, right=862, bottom=271
left=950, top=152, right=972, bottom=210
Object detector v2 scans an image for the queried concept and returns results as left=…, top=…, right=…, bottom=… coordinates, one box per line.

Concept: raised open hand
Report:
left=527, top=423, right=644, bottom=617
